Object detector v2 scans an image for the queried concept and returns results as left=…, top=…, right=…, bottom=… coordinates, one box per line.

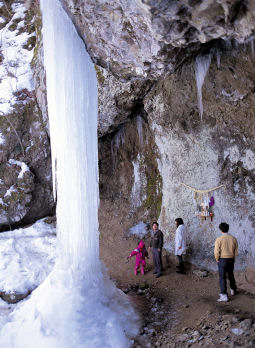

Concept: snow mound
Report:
left=0, top=219, right=56, bottom=295
left=128, top=221, right=149, bottom=238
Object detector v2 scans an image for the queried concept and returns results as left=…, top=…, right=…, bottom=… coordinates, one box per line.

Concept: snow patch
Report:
left=0, top=3, right=34, bottom=115
left=224, top=147, right=255, bottom=171
left=224, top=145, right=240, bottom=163
left=221, top=89, right=246, bottom=102
left=4, top=185, right=17, bottom=197
left=128, top=221, right=149, bottom=238
left=0, top=132, right=5, bottom=145
left=8, top=159, right=29, bottom=179
left=241, top=149, right=255, bottom=171
left=0, top=219, right=56, bottom=295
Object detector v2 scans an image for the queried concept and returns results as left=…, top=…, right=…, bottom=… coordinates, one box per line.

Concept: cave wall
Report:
left=144, top=45, right=255, bottom=270
left=97, top=43, right=255, bottom=270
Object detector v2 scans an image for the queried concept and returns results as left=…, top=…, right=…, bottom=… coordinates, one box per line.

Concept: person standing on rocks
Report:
left=175, top=218, right=186, bottom=274
left=149, top=222, right=164, bottom=278
left=214, top=222, right=238, bottom=302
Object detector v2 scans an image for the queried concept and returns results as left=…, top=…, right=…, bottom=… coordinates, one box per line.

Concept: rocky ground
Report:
left=99, top=202, right=255, bottom=348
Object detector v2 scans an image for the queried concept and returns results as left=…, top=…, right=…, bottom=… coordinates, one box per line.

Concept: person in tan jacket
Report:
left=214, top=222, right=238, bottom=302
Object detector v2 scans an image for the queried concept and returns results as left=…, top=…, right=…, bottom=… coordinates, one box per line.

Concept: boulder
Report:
left=245, top=266, right=255, bottom=286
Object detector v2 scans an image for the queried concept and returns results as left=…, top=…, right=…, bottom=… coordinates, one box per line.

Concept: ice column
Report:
left=195, top=54, right=212, bottom=120
left=0, top=0, right=138, bottom=347
left=42, top=0, right=99, bottom=273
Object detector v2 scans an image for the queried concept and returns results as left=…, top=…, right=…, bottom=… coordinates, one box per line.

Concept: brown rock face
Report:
left=62, top=0, right=255, bottom=79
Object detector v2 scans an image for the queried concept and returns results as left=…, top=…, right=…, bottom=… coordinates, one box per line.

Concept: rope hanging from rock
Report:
left=181, top=183, right=224, bottom=220
left=181, top=183, right=224, bottom=194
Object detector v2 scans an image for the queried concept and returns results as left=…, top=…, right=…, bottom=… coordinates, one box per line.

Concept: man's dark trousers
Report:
left=152, top=248, right=162, bottom=275
left=218, top=258, right=236, bottom=294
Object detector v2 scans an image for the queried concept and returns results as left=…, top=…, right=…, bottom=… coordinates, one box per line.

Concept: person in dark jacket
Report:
left=149, top=221, right=164, bottom=278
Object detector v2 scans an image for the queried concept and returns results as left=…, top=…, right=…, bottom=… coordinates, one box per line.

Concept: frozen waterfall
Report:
left=0, top=0, right=138, bottom=347
left=195, top=54, right=212, bottom=120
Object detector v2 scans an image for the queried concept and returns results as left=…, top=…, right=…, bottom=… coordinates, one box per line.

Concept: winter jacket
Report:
left=175, top=224, right=186, bottom=256
left=214, top=233, right=238, bottom=261
left=150, top=229, right=164, bottom=249
left=128, top=241, right=148, bottom=264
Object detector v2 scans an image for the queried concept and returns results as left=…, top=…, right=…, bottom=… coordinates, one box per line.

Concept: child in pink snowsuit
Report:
left=127, top=241, right=149, bottom=275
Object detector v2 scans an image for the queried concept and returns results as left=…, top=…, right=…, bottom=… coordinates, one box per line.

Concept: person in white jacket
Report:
left=175, top=218, right=186, bottom=274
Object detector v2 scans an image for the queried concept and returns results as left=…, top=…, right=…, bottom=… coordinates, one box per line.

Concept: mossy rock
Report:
left=95, top=65, right=105, bottom=85
left=139, top=281, right=149, bottom=290
left=22, top=35, right=36, bottom=51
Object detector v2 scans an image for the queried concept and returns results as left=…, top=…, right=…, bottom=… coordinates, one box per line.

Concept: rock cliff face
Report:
left=62, top=0, right=255, bottom=79
left=63, top=0, right=255, bottom=270
left=143, top=46, right=255, bottom=269
left=0, top=0, right=54, bottom=229
left=98, top=43, right=255, bottom=270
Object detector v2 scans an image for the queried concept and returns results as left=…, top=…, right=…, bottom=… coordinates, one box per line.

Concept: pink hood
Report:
left=138, top=241, right=145, bottom=250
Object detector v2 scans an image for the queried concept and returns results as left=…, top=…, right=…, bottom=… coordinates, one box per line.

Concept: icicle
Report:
left=251, top=37, right=254, bottom=57
left=136, top=115, right=143, bottom=147
left=216, top=49, right=221, bottom=69
left=195, top=53, right=212, bottom=120
left=111, top=125, right=125, bottom=169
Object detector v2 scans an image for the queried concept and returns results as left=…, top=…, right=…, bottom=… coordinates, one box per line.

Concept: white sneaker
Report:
left=230, top=288, right=236, bottom=296
left=217, top=293, right=228, bottom=302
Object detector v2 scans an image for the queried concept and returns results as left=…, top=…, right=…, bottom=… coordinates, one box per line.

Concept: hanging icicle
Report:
left=195, top=53, right=212, bottom=120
